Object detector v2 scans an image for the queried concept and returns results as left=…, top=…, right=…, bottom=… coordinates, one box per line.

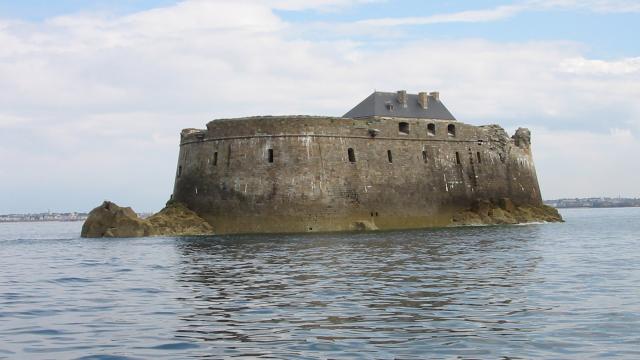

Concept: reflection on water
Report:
left=1, top=209, right=640, bottom=359
left=172, top=227, right=544, bottom=358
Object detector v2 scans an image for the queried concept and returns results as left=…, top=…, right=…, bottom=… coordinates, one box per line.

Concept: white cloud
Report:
left=534, top=127, right=640, bottom=199
left=0, top=0, right=639, bottom=212
left=0, top=114, right=28, bottom=128
left=559, top=57, right=640, bottom=75
left=356, top=4, right=525, bottom=26
left=348, top=0, right=640, bottom=29
left=266, top=0, right=381, bottom=11
left=533, top=0, right=640, bottom=13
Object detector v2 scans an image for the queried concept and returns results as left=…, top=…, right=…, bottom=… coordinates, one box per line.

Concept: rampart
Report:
left=172, top=115, right=545, bottom=234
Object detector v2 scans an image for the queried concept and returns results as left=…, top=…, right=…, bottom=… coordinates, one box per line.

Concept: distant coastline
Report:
left=544, top=198, right=640, bottom=209
left=0, top=212, right=88, bottom=223
left=0, top=211, right=157, bottom=223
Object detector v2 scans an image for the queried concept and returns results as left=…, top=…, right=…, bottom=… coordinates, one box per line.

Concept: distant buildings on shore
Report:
left=544, top=198, right=640, bottom=209
left=0, top=212, right=88, bottom=223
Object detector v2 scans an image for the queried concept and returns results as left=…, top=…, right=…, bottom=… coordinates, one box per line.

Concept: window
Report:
left=455, top=152, right=461, bottom=165
left=447, top=124, right=456, bottom=137
left=387, top=150, right=393, bottom=163
left=427, top=123, right=436, bottom=136
left=422, top=150, right=428, bottom=163
left=268, top=148, right=274, bottom=163
left=177, top=165, right=182, bottom=177
left=213, top=152, right=218, bottom=166
left=399, top=122, right=409, bottom=134
left=476, top=152, right=482, bottom=164
left=348, top=148, right=356, bottom=163
left=385, top=102, right=394, bottom=111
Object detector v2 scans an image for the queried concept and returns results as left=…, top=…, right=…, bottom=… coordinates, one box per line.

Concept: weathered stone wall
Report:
left=172, top=116, right=543, bottom=234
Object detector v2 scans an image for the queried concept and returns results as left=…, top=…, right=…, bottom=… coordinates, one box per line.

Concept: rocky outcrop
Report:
left=451, top=198, right=563, bottom=226
left=147, top=201, right=214, bottom=236
left=81, top=200, right=214, bottom=238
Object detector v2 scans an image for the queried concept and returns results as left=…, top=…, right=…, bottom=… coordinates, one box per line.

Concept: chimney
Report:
left=418, top=92, right=429, bottom=109
left=429, top=91, right=440, bottom=101
left=396, top=90, right=407, bottom=107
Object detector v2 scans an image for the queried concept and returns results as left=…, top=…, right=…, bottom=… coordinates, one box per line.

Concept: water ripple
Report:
left=1, top=210, right=640, bottom=358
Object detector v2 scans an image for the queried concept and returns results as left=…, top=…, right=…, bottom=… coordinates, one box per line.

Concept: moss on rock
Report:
left=147, top=201, right=214, bottom=236
left=81, top=200, right=214, bottom=238
left=451, top=199, right=563, bottom=226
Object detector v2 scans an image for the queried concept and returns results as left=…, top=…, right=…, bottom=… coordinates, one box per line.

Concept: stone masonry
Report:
left=172, top=96, right=548, bottom=234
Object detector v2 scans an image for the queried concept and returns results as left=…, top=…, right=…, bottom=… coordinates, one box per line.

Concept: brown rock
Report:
left=498, top=197, right=516, bottom=212
left=451, top=198, right=563, bottom=227
left=80, top=200, right=215, bottom=238
left=471, top=199, right=492, bottom=217
left=81, top=201, right=154, bottom=238
left=147, top=201, right=214, bottom=236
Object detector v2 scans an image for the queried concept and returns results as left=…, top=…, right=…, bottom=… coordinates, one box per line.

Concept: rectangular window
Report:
left=213, top=152, right=218, bottom=166
left=455, top=152, right=461, bottom=165
left=387, top=150, right=393, bottom=163
left=348, top=148, right=356, bottom=163
left=427, top=123, right=436, bottom=136
left=177, top=165, right=182, bottom=177
left=268, top=148, right=274, bottom=163
left=422, top=150, right=428, bottom=163
left=476, top=151, right=482, bottom=164
left=399, top=122, right=409, bottom=134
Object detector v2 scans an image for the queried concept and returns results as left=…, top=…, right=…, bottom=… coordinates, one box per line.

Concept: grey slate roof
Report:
left=343, top=91, right=456, bottom=120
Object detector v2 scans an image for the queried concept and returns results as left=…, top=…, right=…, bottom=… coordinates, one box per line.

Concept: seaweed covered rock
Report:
left=81, top=201, right=154, bottom=238
left=451, top=198, right=563, bottom=226
left=147, top=201, right=214, bottom=236
left=81, top=200, right=214, bottom=238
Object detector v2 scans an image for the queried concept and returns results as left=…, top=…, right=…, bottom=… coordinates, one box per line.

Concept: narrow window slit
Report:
left=387, top=150, right=393, bottom=163
left=455, top=152, right=461, bottom=165
left=268, top=148, right=274, bottom=163
left=348, top=148, right=356, bottom=163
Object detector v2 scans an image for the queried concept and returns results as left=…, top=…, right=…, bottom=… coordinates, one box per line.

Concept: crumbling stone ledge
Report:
left=81, top=200, right=214, bottom=238
left=451, top=198, right=563, bottom=226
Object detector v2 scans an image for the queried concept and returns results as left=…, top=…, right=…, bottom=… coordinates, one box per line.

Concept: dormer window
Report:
left=385, top=102, right=394, bottom=111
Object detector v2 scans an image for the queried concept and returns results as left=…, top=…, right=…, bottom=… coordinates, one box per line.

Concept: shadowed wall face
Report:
left=173, top=116, right=542, bottom=234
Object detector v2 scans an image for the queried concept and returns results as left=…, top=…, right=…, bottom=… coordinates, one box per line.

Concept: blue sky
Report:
left=0, top=0, right=639, bottom=213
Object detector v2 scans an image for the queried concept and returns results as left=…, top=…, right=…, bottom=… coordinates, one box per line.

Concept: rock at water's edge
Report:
left=81, top=200, right=214, bottom=238
left=81, top=201, right=154, bottom=238
left=147, top=201, right=214, bottom=236
left=452, top=198, right=563, bottom=226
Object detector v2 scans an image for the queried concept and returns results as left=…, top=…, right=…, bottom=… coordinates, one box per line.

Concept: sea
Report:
left=1, top=208, right=639, bottom=359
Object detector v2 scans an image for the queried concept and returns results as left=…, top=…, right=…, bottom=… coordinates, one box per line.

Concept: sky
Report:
left=1, top=0, right=639, bottom=213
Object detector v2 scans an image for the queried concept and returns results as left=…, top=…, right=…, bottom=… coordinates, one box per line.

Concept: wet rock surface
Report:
left=147, top=201, right=214, bottom=236
left=81, top=200, right=213, bottom=238
left=452, top=198, right=563, bottom=226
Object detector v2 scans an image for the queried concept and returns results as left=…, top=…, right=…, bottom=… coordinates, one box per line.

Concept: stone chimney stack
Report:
left=418, top=92, right=429, bottom=109
left=429, top=91, right=440, bottom=101
left=396, top=90, right=408, bottom=107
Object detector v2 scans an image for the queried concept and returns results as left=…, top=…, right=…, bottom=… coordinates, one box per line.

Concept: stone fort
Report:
left=172, top=90, right=548, bottom=234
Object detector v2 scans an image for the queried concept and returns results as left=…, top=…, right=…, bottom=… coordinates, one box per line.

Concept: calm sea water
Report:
left=1, top=208, right=639, bottom=359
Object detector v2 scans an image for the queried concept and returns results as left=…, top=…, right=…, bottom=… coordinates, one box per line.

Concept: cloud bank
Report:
left=0, top=0, right=638, bottom=212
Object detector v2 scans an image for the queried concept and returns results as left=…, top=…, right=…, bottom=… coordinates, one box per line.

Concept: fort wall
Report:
left=172, top=116, right=543, bottom=234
